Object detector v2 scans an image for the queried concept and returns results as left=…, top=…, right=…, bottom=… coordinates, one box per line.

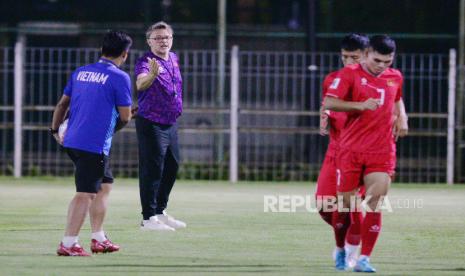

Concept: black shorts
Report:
left=66, top=148, right=114, bottom=193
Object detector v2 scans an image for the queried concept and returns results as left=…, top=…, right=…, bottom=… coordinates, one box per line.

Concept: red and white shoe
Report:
left=90, top=238, right=120, bottom=254
left=57, top=242, right=91, bottom=256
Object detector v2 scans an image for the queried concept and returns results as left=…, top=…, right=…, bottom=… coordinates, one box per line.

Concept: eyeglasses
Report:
left=149, top=36, right=173, bottom=42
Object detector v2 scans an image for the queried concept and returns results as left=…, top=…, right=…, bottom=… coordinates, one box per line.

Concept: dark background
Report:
left=0, top=0, right=458, bottom=52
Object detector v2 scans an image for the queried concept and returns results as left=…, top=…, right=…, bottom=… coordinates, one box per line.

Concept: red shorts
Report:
left=315, top=151, right=366, bottom=198
left=336, top=150, right=396, bottom=192
left=315, top=153, right=337, bottom=197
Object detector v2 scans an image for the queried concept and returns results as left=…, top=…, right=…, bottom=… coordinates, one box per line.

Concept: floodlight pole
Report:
left=447, top=49, right=456, bottom=185
left=14, top=34, right=26, bottom=178
left=457, top=0, right=465, bottom=182
left=229, top=45, right=239, bottom=183
left=307, top=0, right=317, bottom=51
left=217, top=0, right=226, bottom=167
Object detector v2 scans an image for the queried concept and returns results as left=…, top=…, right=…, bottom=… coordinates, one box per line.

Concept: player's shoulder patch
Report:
left=329, top=77, right=341, bottom=89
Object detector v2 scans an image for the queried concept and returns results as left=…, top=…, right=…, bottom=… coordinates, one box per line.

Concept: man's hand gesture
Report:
left=147, top=57, right=160, bottom=78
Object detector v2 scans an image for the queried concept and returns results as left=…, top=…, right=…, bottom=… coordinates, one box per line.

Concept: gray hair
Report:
left=146, top=21, right=173, bottom=39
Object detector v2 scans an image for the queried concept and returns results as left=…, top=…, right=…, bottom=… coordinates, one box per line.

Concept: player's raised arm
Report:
left=323, top=66, right=380, bottom=112
left=324, top=96, right=380, bottom=112
left=135, top=57, right=159, bottom=91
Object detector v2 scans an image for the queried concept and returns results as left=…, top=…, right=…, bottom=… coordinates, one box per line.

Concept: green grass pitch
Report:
left=0, top=177, right=464, bottom=275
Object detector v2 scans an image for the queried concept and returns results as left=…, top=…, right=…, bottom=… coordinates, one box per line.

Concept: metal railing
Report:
left=0, top=44, right=456, bottom=183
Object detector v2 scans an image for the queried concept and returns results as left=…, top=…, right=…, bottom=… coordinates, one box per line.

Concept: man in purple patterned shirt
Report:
left=134, top=21, right=186, bottom=231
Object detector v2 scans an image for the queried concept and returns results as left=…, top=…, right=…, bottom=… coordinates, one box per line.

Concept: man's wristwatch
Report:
left=49, top=128, right=58, bottom=135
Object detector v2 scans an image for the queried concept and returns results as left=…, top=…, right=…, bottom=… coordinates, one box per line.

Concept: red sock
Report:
left=346, top=210, right=363, bottom=246
left=360, top=212, right=382, bottom=256
left=332, top=210, right=350, bottom=248
left=319, top=211, right=333, bottom=226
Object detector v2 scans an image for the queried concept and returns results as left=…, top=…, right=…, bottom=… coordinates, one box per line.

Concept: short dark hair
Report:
left=101, top=31, right=132, bottom=58
left=340, top=33, right=369, bottom=51
left=369, top=35, right=396, bottom=55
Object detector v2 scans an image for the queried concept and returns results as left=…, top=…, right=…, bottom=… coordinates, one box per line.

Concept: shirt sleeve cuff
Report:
left=325, top=93, right=339, bottom=98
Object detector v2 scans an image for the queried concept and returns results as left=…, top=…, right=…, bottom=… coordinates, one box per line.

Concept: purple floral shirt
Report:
left=134, top=51, right=183, bottom=125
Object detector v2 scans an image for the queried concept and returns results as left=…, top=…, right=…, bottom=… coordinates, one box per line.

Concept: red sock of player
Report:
left=360, top=212, right=382, bottom=256
left=319, top=211, right=333, bottom=226
left=346, top=210, right=363, bottom=246
left=332, top=210, right=350, bottom=248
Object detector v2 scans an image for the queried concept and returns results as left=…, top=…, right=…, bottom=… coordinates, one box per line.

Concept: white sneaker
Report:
left=344, top=244, right=359, bottom=268
left=155, top=212, right=187, bottom=229
left=140, top=216, right=175, bottom=231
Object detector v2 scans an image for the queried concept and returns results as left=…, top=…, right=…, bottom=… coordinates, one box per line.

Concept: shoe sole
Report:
left=91, top=249, right=119, bottom=254
left=57, top=252, right=90, bottom=257
left=140, top=226, right=175, bottom=231
left=353, top=268, right=376, bottom=273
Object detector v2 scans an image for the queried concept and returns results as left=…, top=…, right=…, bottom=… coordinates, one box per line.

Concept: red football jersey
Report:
left=322, top=71, right=348, bottom=156
left=326, top=64, right=403, bottom=153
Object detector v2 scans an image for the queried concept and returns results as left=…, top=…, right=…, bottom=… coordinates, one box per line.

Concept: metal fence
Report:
left=0, top=44, right=455, bottom=183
